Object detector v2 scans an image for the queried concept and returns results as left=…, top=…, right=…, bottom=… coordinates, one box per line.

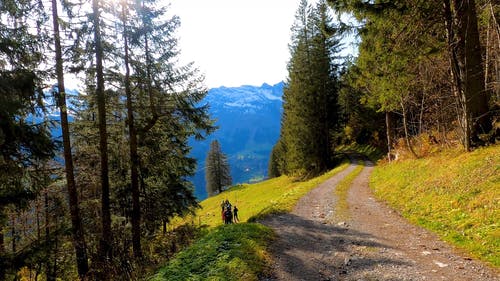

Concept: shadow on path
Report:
left=261, top=209, right=410, bottom=280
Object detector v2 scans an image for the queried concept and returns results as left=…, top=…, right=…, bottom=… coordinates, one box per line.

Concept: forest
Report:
left=270, top=0, right=499, bottom=177
left=1, top=0, right=498, bottom=280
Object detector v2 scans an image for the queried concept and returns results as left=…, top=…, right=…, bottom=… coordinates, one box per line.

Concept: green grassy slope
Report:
left=152, top=223, right=273, bottom=281
left=152, top=162, right=350, bottom=280
left=370, top=145, right=499, bottom=266
left=172, top=162, right=350, bottom=228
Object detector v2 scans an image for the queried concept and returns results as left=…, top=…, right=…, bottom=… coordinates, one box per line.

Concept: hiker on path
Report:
left=224, top=207, right=233, bottom=224
left=233, top=206, right=239, bottom=223
left=221, top=200, right=225, bottom=222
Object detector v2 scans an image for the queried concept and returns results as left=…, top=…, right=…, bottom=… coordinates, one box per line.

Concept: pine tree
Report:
left=205, top=140, right=232, bottom=196
left=69, top=0, right=214, bottom=271
left=279, top=0, right=341, bottom=176
left=329, top=0, right=496, bottom=152
left=0, top=2, right=56, bottom=278
left=50, top=0, right=88, bottom=276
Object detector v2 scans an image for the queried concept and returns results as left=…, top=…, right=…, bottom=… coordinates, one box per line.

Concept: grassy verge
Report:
left=153, top=162, right=351, bottom=280
left=334, top=162, right=365, bottom=221
left=171, top=161, right=351, bottom=228
left=370, top=145, right=499, bottom=266
left=151, top=223, right=273, bottom=281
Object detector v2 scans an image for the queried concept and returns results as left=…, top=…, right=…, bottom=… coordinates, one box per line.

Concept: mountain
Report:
left=190, top=82, right=284, bottom=199
left=41, top=84, right=283, bottom=200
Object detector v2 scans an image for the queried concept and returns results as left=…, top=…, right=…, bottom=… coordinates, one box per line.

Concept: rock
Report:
left=337, top=221, right=348, bottom=227
left=433, top=260, right=449, bottom=268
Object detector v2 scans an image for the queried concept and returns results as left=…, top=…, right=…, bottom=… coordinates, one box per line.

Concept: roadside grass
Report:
left=334, top=162, right=365, bottom=221
left=153, top=162, right=351, bottom=280
left=151, top=223, right=273, bottom=281
left=370, top=144, right=499, bottom=267
left=173, top=161, right=351, bottom=228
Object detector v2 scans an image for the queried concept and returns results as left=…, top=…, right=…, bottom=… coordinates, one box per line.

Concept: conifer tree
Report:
left=0, top=2, right=56, bottom=278
left=279, top=0, right=341, bottom=176
left=50, top=0, right=89, bottom=277
left=205, top=140, right=232, bottom=196
left=69, top=0, right=214, bottom=269
left=329, top=0, right=496, bottom=152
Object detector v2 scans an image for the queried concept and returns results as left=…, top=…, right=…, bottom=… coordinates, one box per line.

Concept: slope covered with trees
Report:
left=329, top=0, right=499, bottom=156
left=1, top=0, right=213, bottom=279
left=271, top=0, right=498, bottom=180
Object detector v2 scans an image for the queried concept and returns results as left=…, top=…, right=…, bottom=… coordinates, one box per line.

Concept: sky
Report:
left=170, top=0, right=308, bottom=88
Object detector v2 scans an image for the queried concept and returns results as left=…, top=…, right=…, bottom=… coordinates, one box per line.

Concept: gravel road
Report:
left=260, top=159, right=499, bottom=281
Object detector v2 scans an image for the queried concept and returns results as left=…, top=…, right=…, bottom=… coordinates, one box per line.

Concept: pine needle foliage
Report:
left=205, top=140, right=232, bottom=196
left=276, top=0, right=342, bottom=177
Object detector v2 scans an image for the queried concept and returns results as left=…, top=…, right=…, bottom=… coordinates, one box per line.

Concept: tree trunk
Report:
left=401, top=100, right=418, bottom=158
left=445, top=0, right=491, bottom=149
left=444, top=0, right=471, bottom=150
left=45, top=193, right=55, bottom=281
left=456, top=0, right=490, bottom=138
left=122, top=3, right=142, bottom=258
left=50, top=0, right=89, bottom=277
left=11, top=215, right=16, bottom=253
left=385, top=111, right=393, bottom=161
left=92, top=0, right=113, bottom=265
left=0, top=225, right=4, bottom=280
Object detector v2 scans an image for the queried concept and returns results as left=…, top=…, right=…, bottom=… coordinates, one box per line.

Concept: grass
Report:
left=370, top=144, right=500, bottom=267
left=336, top=143, right=384, bottom=162
left=151, top=223, right=274, bottom=281
left=153, top=162, right=351, bottom=280
left=334, top=162, right=365, bottom=221
left=172, top=161, right=351, bottom=228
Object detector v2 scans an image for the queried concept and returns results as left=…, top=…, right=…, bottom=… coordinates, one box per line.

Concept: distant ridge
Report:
left=41, top=83, right=284, bottom=200
left=190, top=82, right=284, bottom=199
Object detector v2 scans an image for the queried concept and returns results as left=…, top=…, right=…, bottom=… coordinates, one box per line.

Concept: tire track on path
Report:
left=260, top=158, right=499, bottom=281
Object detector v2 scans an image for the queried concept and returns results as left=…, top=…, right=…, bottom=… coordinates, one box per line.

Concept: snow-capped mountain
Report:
left=190, top=82, right=284, bottom=199
left=40, top=82, right=284, bottom=200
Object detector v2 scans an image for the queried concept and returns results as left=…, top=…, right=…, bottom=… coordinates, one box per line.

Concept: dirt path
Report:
left=260, top=159, right=499, bottom=281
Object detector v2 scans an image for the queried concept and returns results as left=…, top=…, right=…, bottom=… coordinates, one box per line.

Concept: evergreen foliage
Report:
left=329, top=0, right=499, bottom=153
left=1, top=0, right=498, bottom=278
left=0, top=2, right=56, bottom=278
left=205, top=140, right=232, bottom=196
left=277, top=0, right=342, bottom=176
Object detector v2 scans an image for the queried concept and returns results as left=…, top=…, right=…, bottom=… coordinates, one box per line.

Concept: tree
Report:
left=278, top=0, right=341, bottom=176
left=444, top=0, right=491, bottom=150
left=0, top=0, right=58, bottom=278
left=90, top=0, right=113, bottom=263
left=50, top=0, right=88, bottom=276
left=205, top=140, right=232, bottom=196
left=329, top=0, right=496, bottom=154
left=68, top=0, right=214, bottom=273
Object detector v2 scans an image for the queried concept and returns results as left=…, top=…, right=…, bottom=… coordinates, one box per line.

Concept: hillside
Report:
left=154, top=146, right=499, bottom=280
left=370, top=144, right=500, bottom=266
left=189, top=82, right=284, bottom=199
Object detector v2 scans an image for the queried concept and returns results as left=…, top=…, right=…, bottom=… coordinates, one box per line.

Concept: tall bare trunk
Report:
left=0, top=227, right=4, bottom=280
left=92, top=0, right=113, bottom=265
left=458, top=0, right=490, bottom=137
left=122, top=3, right=142, bottom=258
left=444, top=0, right=491, bottom=150
left=50, top=0, right=89, bottom=277
left=401, top=100, right=418, bottom=158
left=385, top=111, right=393, bottom=161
